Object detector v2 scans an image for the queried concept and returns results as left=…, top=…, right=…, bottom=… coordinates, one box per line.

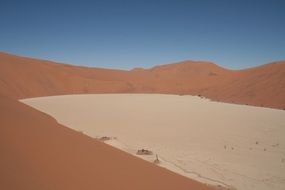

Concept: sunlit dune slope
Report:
left=1, top=52, right=284, bottom=109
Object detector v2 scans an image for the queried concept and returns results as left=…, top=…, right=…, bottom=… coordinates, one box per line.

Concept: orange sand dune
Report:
left=0, top=53, right=285, bottom=109
left=0, top=52, right=284, bottom=109
left=1, top=52, right=284, bottom=190
left=0, top=95, right=215, bottom=190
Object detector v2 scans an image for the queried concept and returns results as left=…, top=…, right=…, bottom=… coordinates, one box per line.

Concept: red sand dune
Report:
left=0, top=52, right=284, bottom=109
left=0, top=51, right=284, bottom=189
left=0, top=95, right=214, bottom=190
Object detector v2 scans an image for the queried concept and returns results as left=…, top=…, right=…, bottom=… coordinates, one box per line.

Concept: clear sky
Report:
left=1, top=0, right=284, bottom=70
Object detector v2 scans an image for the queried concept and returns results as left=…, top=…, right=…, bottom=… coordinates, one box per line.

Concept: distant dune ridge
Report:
left=0, top=52, right=285, bottom=109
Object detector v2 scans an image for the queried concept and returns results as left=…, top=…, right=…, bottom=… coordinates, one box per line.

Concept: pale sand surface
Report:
left=22, top=94, right=285, bottom=190
left=2, top=95, right=212, bottom=190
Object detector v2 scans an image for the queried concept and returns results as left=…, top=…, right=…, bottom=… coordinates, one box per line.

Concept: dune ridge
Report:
left=1, top=52, right=285, bottom=109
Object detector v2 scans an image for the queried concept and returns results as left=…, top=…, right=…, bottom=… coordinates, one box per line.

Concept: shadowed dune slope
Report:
left=0, top=95, right=214, bottom=190
left=0, top=52, right=285, bottom=109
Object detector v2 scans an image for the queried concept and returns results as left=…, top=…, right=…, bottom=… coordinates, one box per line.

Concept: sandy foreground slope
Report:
left=0, top=95, right=216, bottom=190
left=22, top=94, right=285, bottom=190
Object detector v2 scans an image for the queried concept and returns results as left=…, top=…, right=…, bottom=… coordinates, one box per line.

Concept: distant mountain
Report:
left=1, top=52, right=284, bottom=109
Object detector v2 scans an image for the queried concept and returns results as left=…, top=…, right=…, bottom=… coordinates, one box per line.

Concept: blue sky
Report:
left=0, top=0, right=284, bottom=70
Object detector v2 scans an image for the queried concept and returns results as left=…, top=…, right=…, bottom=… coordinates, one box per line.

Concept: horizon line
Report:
left=1, top=51, right=284, bottom=71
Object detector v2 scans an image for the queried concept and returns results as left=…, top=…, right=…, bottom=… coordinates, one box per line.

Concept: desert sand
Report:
left=1, top=52, right=285, bottom=190
left=22, top=94, right=285, bottom=190
left=0, top=95, right=216, bottom=190
left=1, top=52, right=285, bottom=109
